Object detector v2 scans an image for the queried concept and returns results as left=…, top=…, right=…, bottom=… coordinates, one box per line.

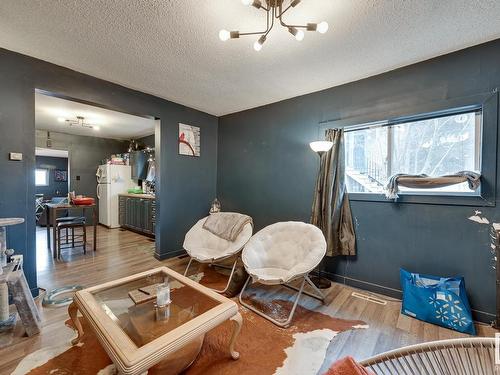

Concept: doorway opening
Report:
left=34, top=90, right=159, bottom=271
left=35, top=147, right=70, bottom=270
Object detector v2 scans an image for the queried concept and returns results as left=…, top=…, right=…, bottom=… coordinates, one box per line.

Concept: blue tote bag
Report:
left=400, top=268, right=475, bottom=335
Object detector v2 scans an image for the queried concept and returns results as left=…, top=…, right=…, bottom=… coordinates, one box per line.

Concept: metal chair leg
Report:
left=239, top=276, right=306, bottom=328
left=184, top=256, right=239, bottom=294
left=71, top=227, right=75, bottom=247
left=183, top=257, right=193, bottom=276
left=57, top=228, right=61, bottom=260
left=83, top=225, right=87, bottom=254
left=284, top=274, right=325, bottom=302
left=305, top=275, right=325, bottom=300
left=210, top=257, right=239, bottom=294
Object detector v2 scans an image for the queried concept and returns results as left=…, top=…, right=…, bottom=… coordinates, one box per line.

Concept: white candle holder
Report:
left=154, top=280, right=171, bottom=321
left=154, top=303, right=171, bottom=321
left=156, top=281, right=171, bottom=306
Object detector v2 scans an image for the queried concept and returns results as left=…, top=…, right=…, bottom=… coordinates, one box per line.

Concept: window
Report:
left=35, top=169, right=49, bottom=186
left=345, top=109, right=482, bottom=195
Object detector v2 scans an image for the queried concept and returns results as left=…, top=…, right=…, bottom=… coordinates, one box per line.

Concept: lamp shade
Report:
left=309, top=141, right=333, bottom=153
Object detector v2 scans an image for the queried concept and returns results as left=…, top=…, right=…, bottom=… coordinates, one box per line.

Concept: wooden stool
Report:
left=57, top=219, right=87, bottom=259
left=56, top=216, right=85, bottom=245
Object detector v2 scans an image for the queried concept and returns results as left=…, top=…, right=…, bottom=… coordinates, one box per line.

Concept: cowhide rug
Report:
left=13, top=266, right=367, bottom=375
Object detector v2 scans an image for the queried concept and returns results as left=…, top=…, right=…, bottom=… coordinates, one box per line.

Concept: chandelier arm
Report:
left=278, top=11, right=311, bottom=29
left=277, top=3, right=294, bottom=17
left=239, top=31, right=268, bottom=36
left=264, top=6, right=275, bottom=37
left=238, top=7, right=272, bottom=37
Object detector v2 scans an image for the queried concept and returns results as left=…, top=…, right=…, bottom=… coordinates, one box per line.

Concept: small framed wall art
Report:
left=178, top=123, right=200, bottom=157
left=54, top=169, right=68, bottom=182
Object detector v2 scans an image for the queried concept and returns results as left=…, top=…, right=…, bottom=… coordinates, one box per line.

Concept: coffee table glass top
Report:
left=92, top=271, right=219, bottom=347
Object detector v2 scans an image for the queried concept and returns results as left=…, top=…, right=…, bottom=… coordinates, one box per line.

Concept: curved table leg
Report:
left=229, top=312, right=242, bottom=360
left=68, top=301, right=84, bottom=345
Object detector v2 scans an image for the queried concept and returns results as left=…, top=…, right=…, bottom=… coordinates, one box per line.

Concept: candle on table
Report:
left=156, top=282, right=171, bottom=307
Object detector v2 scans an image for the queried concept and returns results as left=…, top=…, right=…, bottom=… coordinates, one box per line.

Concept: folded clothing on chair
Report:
left=202, top=212, right=253, bottom=242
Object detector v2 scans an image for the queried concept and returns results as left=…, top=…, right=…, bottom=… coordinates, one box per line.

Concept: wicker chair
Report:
left=360, top=337, right=496, bottom=374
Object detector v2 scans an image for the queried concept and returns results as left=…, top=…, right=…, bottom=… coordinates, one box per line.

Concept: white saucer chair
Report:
left=183, top=216, right=253, bottom=293
left=239, top=221, right=327, bottom=327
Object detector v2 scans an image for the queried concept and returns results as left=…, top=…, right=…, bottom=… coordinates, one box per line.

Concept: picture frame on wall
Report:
left=54, top=169, right=68, bottom=182
left=178, top=123, right=200, bottom=157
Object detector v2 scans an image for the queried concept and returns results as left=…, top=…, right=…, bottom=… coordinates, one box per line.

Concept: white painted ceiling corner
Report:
left=35, top=92, right=155, bottom=140
left=1, top=1, right=500, bottom=116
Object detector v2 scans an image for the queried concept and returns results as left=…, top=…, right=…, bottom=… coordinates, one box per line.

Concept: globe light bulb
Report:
left=219, top=29, right=230, bottom=41
left=317, top=21, right=329, bottom=34
left=242, top=0, right=252, bottom=5
left=253, top=35, right=266, bottom=51
left=295, top=30, right=305, bottom=41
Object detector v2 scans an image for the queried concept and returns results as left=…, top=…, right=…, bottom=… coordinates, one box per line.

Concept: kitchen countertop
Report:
left=119, top=193, right=156, bottom=199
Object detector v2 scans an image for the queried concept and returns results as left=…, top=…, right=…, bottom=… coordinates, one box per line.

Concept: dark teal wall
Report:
left=218, top=39, right=500, bottom=322
left=0, top=48, right=218, bottom=293
left=35, top=155, right=68, bottom=199
left=137, top=134, right=155, bottom=148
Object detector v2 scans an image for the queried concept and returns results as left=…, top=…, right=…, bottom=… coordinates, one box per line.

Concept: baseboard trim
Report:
left=321, top=271, right=495, bottom=324
left=154, top=249, right=186, bottom=260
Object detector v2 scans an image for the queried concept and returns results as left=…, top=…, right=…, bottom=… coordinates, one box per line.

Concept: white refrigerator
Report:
left=96, top=165, right=135, bottom=228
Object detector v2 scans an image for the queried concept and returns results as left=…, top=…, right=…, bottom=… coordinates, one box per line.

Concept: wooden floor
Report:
left=0, top=226, right=497, bottom=374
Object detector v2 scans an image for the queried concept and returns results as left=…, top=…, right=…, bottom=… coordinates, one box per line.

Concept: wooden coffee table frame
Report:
left=68, top=267, right=242, bottom=375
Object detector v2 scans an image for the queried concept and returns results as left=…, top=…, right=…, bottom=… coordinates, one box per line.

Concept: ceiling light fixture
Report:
left=46, top=131, right=52, bottom=148
left=62, top=116, right=97, bottom=130
left=219, top=0, right=329, bottom=51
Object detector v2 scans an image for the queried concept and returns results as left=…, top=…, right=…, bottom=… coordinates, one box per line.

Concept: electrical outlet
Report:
left=9, top=152, right=23, bottom=161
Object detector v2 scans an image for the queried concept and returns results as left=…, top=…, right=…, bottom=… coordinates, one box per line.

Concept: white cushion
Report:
left=183, top=216, right=253, bottom=262
left=242, top=221, right=326, bottom=284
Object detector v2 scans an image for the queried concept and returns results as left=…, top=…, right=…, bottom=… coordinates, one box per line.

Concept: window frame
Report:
left=328, top=92, right=498, bottom=206
left=35, top=168, right=49, bottom=187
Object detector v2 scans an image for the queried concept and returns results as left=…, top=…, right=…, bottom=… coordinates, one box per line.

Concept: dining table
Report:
left=45, top=203, right=97, bottom=258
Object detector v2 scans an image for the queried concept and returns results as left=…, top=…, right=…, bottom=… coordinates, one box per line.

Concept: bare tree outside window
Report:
left=345, top=110, right=481, bottom=195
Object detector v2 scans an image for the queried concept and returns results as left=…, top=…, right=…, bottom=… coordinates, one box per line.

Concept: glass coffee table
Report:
left=68, top=266, right=242, bottom=375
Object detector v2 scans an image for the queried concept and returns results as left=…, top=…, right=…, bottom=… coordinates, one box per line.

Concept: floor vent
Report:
left=351, top=292, right=387, bottom=306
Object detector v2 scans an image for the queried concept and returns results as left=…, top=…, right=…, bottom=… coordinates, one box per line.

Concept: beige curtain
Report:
left=311, top=129, right=356, bottom=257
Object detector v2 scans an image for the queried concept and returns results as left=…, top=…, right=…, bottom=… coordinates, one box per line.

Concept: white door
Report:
left=98, top=183, right=110, bottom=226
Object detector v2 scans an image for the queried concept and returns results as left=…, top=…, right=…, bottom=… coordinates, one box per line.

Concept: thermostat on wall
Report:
left=9, top=152, right=23, bottom=161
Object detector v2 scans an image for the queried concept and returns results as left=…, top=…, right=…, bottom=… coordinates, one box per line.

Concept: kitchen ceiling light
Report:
left=219, top=0, right=329, bottom=51
left=63, top=116, right=97, bottom=130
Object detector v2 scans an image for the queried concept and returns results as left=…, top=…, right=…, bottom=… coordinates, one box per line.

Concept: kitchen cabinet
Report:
left=130, top=151, right=148, bottom=180
left=119, top=195, right=155, bottom=237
